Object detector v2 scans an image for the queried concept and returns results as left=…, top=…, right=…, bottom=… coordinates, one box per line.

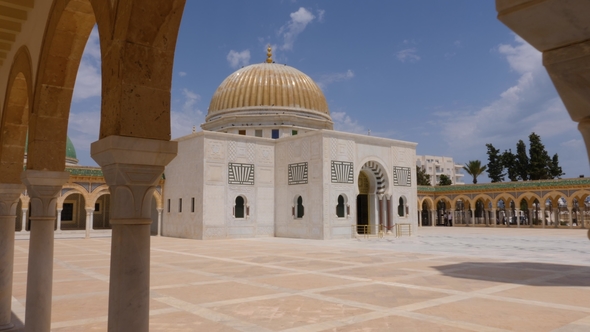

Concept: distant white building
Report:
left=416, top=155, right=464, bottom=185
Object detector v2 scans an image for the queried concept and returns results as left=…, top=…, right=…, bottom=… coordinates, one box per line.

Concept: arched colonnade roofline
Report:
left=418, top=177, right=590, bottom=210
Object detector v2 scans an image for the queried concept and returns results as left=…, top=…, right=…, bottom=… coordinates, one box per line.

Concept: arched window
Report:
left=294, top=196, right=304, bottom=218
left=234, top=196, right=245, bottom=218
left=398, top=197, right=405, bottom=217
left=336, top=195, right=346, bottom=218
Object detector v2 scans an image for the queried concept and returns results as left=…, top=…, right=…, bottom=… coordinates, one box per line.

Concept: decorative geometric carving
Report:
left=207, top=140, right=225, bottom=160
left=258, top=146, right=273, bottom=165
left=74, top=182, right=90, bottom=192
left=331, top=161, right=354, bottom=184
left=393, top=166, right=411, bottom=186
left=302, top=140, right=311, bottom=160
left=330, top=138, right=338, bottom=159
left=228, top=163, right=255, bottom=185
left=347, top=140, right=355, bottom=161
left=247, top=143, right=255, bottom=162
left=90, top=183, right=104, bottom=193
left=228, top=141, right=237, bottom=160
left=288, top=162, right=308, bottom=185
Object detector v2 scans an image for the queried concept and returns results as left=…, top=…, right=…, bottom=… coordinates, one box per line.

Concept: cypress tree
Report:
left=528, top=133, right=551, bottom=180
left=502, top=149, right=518, bottom=181
left=485, top=143, right=505, bottom=182
left=549, top=153, right=565, bottom=179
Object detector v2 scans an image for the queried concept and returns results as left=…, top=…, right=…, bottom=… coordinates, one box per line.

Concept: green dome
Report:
left=66, top=137, right=77, bottom=160
left=24, top=135, right=78, bottom=165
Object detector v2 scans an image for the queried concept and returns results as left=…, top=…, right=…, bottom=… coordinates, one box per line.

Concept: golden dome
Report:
left=207, top=63, right=330, bottom=117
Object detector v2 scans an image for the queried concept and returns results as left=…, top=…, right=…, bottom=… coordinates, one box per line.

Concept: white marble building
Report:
left=163, top=49, right=418, bottom=240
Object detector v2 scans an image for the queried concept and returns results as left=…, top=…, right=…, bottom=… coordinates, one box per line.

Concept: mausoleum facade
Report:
left=163, top=50, right=418, bottom=240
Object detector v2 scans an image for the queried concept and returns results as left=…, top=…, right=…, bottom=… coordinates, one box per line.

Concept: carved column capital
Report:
left=21, top=170, right=69, bottom=218
left=0, top=184, right=24, bottom=217
left=91, top=136, right=177, bottom=223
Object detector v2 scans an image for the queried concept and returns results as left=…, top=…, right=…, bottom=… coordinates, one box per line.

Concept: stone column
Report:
left=417, top=209, right=421, bottom=227
left=515, top=209, right=521, bottom=228
left=386, top=197, right=393, bottom=233
left=377, top=196, right=384, bottom=233
left=85, top=208, right=94, bottom=239
left=0, top=184, right=25, bottom=331
left=56, top=208, right=62, bottom=232
left=491, top=210, right=496, bottom=227
left=554, top=207, right=560, bottom=228
left=568, top=206, right=573, bottom=228
left=430, top=210, right=435, bottom=227
left=21, top=170, right=70, bottom=332
left=157, top=208, right=163, bottom=236
left=20, top=208, right=28, bottom=233
left=91, top=136, right=176, bottom=332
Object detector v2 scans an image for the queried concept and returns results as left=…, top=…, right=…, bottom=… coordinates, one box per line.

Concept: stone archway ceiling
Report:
left=0, top=0, right=34, bottom=68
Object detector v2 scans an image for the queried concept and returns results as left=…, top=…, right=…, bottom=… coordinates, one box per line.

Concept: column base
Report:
left=0, top=323, right=14, bottom=330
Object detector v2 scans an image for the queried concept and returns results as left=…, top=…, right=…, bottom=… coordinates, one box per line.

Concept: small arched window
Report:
left=234, top=196, right=245, bottom=218
left=295, top=196, right=304, bottom=218
left=336, top=195, right=346, bottom=218
left=398, top=197, right=405, bottom=217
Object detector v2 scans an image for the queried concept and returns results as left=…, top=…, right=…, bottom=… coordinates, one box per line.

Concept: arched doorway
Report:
left=357, top=172, right=370, bottom=233
left=356, top=161, right=389, bottom=234
left=61, top=193, right=86, bottom=231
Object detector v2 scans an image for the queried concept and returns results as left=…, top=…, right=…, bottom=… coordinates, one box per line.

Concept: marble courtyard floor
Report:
left=8, top=227, right=590, bottom=331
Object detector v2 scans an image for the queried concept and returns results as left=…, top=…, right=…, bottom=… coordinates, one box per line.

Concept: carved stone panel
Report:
left=288, top=162, right=308, bottom=185
left=393, top=166, right=411, bottom=187
left=228, top=163, right=255, bottom=185
left=331, top=161, right=354, bottom=184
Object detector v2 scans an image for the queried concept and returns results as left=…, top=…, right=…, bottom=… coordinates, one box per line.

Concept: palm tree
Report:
left=463, top=160, right=487, bottom=184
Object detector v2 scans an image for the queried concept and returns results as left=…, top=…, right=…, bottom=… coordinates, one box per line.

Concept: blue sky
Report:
left=68, top=1, right=586, bottom=181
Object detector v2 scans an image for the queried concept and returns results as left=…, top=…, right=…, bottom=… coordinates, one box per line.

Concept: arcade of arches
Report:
left=0, top=0, right=589, bottom=331
left=418, top=178, right=590, bottom=229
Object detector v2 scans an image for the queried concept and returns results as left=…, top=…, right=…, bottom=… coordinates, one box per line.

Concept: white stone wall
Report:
left=202, top=134, right=275, bottom=239
left=164, top=129, right=418, bottom=240
left=162, top=133, right=204, bottom=239
left=274, top=133, right=325, bottom=239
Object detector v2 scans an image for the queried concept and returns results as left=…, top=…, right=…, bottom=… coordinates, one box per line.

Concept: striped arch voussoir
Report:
left=362, top=161, right=387, bottom=195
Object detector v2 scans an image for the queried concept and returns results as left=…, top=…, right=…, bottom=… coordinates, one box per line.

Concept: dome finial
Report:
left=266, top=45, right=273, bottom=63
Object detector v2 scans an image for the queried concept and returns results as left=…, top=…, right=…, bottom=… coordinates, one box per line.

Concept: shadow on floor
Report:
left=434, top=262, right=590, bottom=287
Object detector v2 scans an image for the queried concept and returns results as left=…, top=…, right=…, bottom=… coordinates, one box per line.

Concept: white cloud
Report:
left=316, top=69, right=354, bottom=89
left=437, top=35, right=574, bottom=164
left=317, top=9, right=325, bottom=22
left=396, top=48, right=420, bottom=63
left=171, top=88, right=205, bottom=139
left=72, top=26, right=101, bottom=101
left=227, top=49, right=251, bottom=69
left=332, top=111, right=365, bottom=134
left=561, top=139, right=583, bottom=148
left=179, top=71, right=187, bottom=77
left=278, top=7, right=316, bottom=51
